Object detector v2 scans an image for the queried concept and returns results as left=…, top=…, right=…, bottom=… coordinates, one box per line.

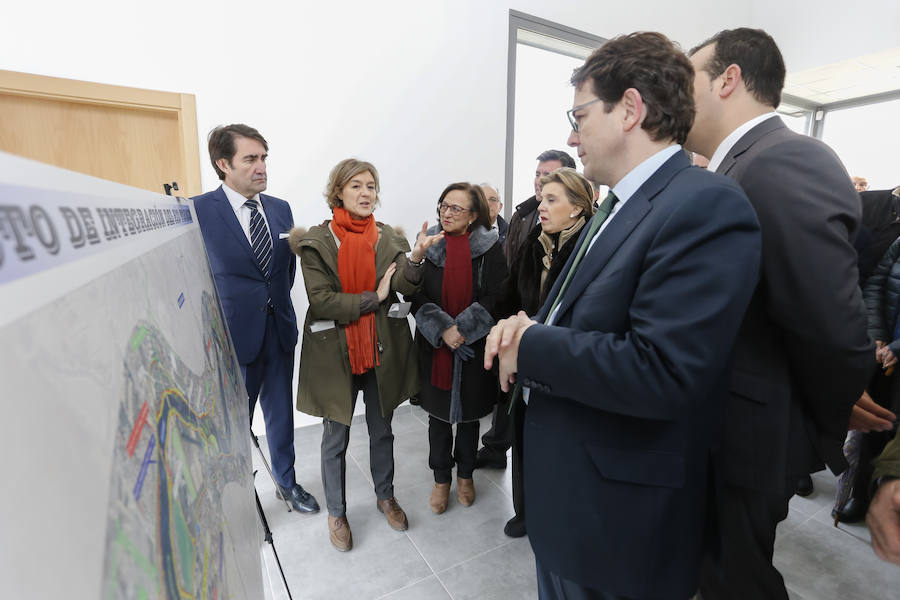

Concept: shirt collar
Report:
left=707, top=112, right=778, bottom=172
left=221, top=182, right=260, bottom=212
left=611, top=144, right=682, bottom=204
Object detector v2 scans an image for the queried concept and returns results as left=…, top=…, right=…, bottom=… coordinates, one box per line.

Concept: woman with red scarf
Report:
left=411, top=183, right=508, bottom=514
left=292, top=159, right=442, bottom=552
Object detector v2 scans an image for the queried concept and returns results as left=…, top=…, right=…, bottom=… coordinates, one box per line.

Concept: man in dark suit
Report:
left=485, top=32, right=761, bottom=599
left=684, top=28, right=873, bottom=599
left=193, top=124, right=319, bottom=513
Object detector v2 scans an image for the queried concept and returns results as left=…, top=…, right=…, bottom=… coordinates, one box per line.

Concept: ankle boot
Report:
left=457, top=477, right=475, bottom=507
left=430, top=482, right=450, bottom=514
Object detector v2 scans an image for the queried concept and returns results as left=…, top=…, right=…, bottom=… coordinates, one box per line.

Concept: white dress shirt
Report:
left=221, top=183, right=270, bottom=244
left=707, top=112, right=778, bottom=173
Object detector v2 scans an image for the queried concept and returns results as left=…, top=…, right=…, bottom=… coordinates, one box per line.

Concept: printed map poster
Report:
left=0, top=152, right=264, bottom=599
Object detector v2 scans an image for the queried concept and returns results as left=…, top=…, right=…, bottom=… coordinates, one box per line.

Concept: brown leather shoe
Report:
left=430, top=482, right=450, bottom=514
left=457, top=477, right=475, bottom=507
left=328, top=515, right=352, bottom=552
left=377, top=497, right=409, bottom=531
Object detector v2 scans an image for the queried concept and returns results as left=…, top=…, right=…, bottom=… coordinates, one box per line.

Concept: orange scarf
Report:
left=331, top=207, right=379, bottom=375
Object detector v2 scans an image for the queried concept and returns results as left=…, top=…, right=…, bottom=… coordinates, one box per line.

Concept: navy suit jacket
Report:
left=517, top=151, right=761, bottom=598
left=193, top=186, right=298, bottom=364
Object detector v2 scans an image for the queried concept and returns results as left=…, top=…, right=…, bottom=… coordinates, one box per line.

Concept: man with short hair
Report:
left=193, top=124, right=319, bottom=514
left=505, top=150, right=576, bottom=267
left=485, top=32, right=761, bottom=598
left=684, top=28, right=873, bottom=599
left=481, top=183, right=508, bottom=247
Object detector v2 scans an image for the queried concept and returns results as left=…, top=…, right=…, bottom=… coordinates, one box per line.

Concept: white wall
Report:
left=5, top=0, right=896, bottom=429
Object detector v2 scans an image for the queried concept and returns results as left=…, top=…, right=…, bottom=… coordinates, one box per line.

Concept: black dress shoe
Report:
left=474, top=447, right=507, bottom=469
left=832, top=497, right=867, bottom=524
left=795, top=474, right=814, bottom=497
left=276, top=483, right=320, bottom=513
left=504, top=515, right=526, bottom=538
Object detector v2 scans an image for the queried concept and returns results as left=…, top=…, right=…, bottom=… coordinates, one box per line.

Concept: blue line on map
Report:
left=178, top=293, right=185, bottom=308
left=133, top=434, right=156, bottom=501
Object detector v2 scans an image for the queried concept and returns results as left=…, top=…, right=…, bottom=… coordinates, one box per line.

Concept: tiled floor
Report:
left=254, top=405, right=900, bottom=599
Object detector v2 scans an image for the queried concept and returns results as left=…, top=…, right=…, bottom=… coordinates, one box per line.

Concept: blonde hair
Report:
left=324, top=158, right=380, bottom=210
left=539, top=168, right=595, bottom=217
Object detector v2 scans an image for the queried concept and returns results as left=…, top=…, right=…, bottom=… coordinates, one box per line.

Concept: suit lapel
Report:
left=212, top=186, right=260, bottom=269
left=259, top=194, right=281, bottom=271
left=546, top=151, right=687, bottom=323
left=716, top=116, right=785, bottom=176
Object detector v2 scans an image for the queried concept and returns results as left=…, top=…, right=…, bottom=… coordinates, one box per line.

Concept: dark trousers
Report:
left=320, top=370, right=395, bottom=517
left=699, top=482, right=792, bottom=600
left=429, top=416, right=479, bottom=482
left=243, top=312, right=296, bottom=489
left=536, top=560, right=637, bottom=600
left=480, top=388, right=514, bottom=453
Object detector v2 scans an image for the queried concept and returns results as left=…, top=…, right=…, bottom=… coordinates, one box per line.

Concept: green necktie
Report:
left=544, top=191, right=619, bottom=324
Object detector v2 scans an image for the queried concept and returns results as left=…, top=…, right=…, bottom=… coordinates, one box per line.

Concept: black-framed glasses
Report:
left=566, top=98, right=604, bottom=132
left=438, top=202, right=470, bottom=216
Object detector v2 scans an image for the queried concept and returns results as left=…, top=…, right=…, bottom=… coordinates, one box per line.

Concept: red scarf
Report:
left=331, top=207, right=379, bottom=375
left=431, top=232, right=473, bottom=390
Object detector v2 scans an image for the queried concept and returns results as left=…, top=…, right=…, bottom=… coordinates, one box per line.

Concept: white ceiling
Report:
left=784, top=45, right=900, bottom=106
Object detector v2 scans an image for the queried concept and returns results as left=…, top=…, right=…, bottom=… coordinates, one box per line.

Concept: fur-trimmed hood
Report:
left=424, top=224, right=498, bottom=267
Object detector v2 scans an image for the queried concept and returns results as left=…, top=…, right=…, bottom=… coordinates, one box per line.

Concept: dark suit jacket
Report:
left=505, top=196, right=538, bottom=266
left=518, top=151, right=761, bottom=598
left=714, top=117, right=873, bottom=494
left=496, top=214, right=509, bottom=248
left=193, top=186, right=298, bottom=364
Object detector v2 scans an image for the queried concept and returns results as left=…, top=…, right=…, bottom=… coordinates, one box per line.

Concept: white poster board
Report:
left=0, top=152, right=263, bottom=599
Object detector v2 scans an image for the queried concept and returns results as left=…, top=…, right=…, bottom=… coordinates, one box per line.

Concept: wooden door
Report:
left=0, top=69, right=201, bottom=197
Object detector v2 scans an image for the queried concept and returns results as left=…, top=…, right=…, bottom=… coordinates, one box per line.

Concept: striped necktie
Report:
left=544, top=191, right=619, bottom=324
left=244, top=198, right=272, bottom=278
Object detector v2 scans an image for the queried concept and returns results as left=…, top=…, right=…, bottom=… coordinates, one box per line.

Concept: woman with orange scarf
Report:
left=291, top=159, right=442, bottom=552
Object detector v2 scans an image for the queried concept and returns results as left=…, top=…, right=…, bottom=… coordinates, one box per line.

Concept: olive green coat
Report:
left=291, top=221, right=420, bottom=426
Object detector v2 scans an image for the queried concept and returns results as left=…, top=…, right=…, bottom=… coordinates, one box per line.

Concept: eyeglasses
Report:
left=439, top=202, right=470, bottom=216
left=566, top=98, right=604, bottom=132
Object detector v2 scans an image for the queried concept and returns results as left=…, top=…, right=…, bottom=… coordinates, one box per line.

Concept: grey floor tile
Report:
left=775, top=511, right=900, bottom=599
left=403, top=475, right=515, bottom=573
left=275, top=505, right=432, bottom=600
left=438, top=537, right=538, bottom=600
left=788, top=471, right=839, bottom=518
left=376, top=575, right=452, bottom=600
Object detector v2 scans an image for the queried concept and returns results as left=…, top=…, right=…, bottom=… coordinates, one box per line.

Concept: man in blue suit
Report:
left=485, top=33, right=761, bottom=598
left=194, top=124, right=319, bottom=513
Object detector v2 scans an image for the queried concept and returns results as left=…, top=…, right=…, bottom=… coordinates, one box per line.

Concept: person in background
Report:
left=411, top=182, right=507, bottom=515
left=291, top=158, right=442, bottom=551
left=476, top=150, right=575, bottom=473
left=481, top=183, right=508, bottom=248
left=193, top=124, right=319, bottom=514
left=853, top=176, right=870, bottom=193
left=496, top=166, right=595, bottom=539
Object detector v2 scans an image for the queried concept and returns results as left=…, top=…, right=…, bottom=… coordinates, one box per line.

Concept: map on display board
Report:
left=0, top=152, right=263, bottom=600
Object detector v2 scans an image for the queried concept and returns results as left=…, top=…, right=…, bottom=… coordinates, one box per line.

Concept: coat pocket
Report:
left=584, top=444, right=685, bottom=488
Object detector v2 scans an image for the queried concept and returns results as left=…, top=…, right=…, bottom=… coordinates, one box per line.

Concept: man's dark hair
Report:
left=536, top=150, right=576, bottom=169
left=689, top=28, right=785, bottom=108
left=571, top=32, right=695, bottom=145
left=208, top=124, right=268, bottom=181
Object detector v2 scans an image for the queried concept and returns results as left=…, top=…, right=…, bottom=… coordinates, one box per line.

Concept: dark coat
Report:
left=291, top=221, right=419, bottom=426
left=712, top=117, right=873, bottom=491
left=863, top=235, right=900, bottom=354
left=505, top=196, right=538, bottom=267
left=500, top=219, right=586, bottom=317
left=496, top=214, right=509, bottom=248
left=856, top=188, right=900, bottom=285
left=410, top=225, right=508, bottom=422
